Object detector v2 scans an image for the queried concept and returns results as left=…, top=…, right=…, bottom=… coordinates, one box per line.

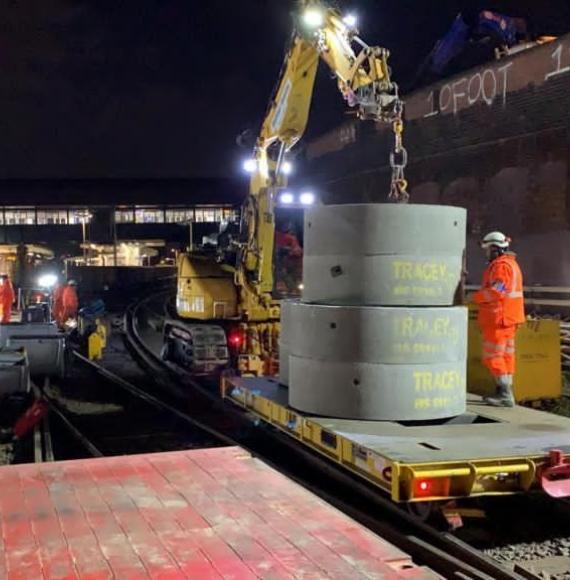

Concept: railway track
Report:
left=41, top=353, right=228, bottom=460
left=119, top=291, right=540, bottom=580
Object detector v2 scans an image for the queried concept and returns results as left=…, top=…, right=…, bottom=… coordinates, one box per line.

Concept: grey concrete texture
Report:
left=288, top=356, right=467, bottom=421
left=302, top=254, right=463, bottom=306
left=283, top=302, right=467, bottom=364
left=302, top=204, right=466, bottom=306
left=278, top=299, right=295, bottom=386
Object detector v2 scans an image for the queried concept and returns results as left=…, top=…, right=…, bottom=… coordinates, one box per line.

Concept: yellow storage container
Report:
left=468, top=307, right=562, bottom=402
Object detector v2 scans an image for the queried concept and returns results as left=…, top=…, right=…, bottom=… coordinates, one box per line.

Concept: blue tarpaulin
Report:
left=430, top=10, right=520, bottom=75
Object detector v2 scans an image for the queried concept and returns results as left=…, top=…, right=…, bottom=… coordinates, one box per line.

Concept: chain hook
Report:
left=386, top=86, right=409, bottom=203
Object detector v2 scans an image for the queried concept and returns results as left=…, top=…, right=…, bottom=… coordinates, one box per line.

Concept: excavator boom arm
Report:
left=237, top=1, right=407, bottom=320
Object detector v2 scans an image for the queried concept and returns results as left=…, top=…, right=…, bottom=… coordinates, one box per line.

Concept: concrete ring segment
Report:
left=302, top=204, right=466, bottom=306
left=283, top=302, right=467, bottom=363
left=281, top=302, right=467, bottom=420
left=289, top=357, right=467, bottom=421
left=278, top=300, right=295, bottom=386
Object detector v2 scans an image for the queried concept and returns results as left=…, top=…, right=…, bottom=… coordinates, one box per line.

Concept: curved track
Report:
left=44, top=352, right=228, bottom=459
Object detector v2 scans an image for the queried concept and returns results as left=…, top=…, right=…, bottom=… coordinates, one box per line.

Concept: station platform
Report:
left=222, top=377, right=570, bottom=502
left=0, top=446, right=438, bottom=579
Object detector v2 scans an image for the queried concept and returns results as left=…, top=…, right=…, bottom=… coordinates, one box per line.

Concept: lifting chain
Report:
left=388, top=92, right=409, bottom=203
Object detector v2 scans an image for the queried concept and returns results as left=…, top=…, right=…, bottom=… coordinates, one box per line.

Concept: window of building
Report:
left=5, top=208, right=35, bottom=225
left=223, top=208, right=239, bottom=221
left=37, top=209, right=69, bottom=225
left=135, top=207, right=164, bottom=224
left=115, top=209, right=135, bottom=223
left=205, top=209, right=216, bottom=222
left=165, top=209, right=194, bottom=223
left=69, top=209, right=92, bottom=225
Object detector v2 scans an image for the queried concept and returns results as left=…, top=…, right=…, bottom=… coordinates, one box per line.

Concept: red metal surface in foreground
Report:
left=541, top=449, right=570, bottom=498
left=0, top=447, right=439, bottom=579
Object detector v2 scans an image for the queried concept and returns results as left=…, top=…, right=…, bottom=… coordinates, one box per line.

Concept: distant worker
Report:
left=0, top=274, right=15, bottom=324
left=275, top=222, right=303, bottom=294
left=472, top=232, right=525, bottom=407
left=52, top=282, right=65, bottom=325
left=60, top=280, right=79, bottom=326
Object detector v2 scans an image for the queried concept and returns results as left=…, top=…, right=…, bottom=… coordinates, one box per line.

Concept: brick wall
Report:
left=304, top=35, right=570, bottom=286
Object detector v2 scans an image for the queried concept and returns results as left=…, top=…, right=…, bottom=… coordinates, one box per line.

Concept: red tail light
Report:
left=414, top=477, right=451, bottom=498
left=228, top=331, right=244, bottom=349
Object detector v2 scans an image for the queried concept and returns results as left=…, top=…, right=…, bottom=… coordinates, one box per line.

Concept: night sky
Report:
left=2, top=1, right=570, bottom=181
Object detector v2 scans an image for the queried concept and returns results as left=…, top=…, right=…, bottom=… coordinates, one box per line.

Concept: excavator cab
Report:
left=176, top=254, right=238, bottom=321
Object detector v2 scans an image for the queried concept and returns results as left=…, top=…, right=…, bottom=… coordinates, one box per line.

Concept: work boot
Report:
left=484, top=374, right=515, bottom=407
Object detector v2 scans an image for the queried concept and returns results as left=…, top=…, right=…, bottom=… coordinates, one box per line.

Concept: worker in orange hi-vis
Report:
left=472, top=232, right=525, bottom=407
left=275, top=221, right=303, bottom=294
left=52, top=283, right=65, bottom=325
left=0, top=273, right=15, bottom=324
left=61, top=279, right=79, bottom=325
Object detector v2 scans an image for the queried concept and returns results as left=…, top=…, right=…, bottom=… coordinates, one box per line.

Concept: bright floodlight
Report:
left=303, top=8, right=324, bottom=28
left=280, top=192, right=294, bottom=204
left=300, top=191, right=315, bottom=205
left=38, top=274, right=58, bottom=288
left=243, top=159, right=257, bottom=173
left=281, top=161, right=293, bottom=175
left=343, top=13, right=357, bottom=27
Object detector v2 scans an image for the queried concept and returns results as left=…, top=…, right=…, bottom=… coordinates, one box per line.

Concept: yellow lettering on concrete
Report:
left=432, top=317, right=450, bottom=337
left=414, top=397, right=432, bottom=409
left=393, top=285, right=411, bottom=296
left=398, top=316, right=458, bottom=340
left=416, top=395, right=458, bottom=410
left=393, top=261, right=404, bottom=279
left=414, top=370, right=462, bottom=393
left=401, top=316, right=413, bottom=337
left=393, top=261, right=452, bottom=283
left=414, top=371, right=425, bottom=392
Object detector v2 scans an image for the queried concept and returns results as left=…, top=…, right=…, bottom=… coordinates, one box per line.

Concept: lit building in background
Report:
left=0, top=205, right=238, bottom=227
left=65, top=241, right=163, bottom=267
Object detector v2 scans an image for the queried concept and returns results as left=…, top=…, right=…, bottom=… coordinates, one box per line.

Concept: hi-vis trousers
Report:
left=481, top=326, right=516, bottom=377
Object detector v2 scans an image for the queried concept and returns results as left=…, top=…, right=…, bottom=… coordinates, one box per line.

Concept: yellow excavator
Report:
left=165, top=0, right=408, bottom=375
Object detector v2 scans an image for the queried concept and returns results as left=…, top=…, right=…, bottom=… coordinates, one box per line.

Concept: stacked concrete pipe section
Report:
left=280, top=204, right=468, bottom=421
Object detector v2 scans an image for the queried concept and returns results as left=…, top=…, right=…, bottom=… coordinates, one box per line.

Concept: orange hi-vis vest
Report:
left=62, top=285, right=78, bottom=314
left=473, top=252, right=525, bottom=328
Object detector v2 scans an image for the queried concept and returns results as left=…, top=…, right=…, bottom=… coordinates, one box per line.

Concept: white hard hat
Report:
left=68, top=279, right=77, bottom=286
left=481, top=231, right=510, bottom=249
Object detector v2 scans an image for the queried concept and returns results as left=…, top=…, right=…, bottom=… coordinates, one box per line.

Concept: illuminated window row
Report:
left=115, top=207, right=237, bottom=224
left=0, top=208, right=94, bottom=226
left=0, top=206, right=238, bottom=226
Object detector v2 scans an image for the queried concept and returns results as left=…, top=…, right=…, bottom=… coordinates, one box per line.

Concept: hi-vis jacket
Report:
left=473, top=253, right=525, bottom=328
left=0, top=279, right=15, bottom=308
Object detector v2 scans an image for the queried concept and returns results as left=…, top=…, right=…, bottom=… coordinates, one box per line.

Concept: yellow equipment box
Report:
left=467, top=308, right=562, bottom=402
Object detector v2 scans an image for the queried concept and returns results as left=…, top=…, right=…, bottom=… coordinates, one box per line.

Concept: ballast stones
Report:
left=282, top=203, right=468, bottom=422
left=302, top=204, right=466, bottom=306
left=285, top=302, right=467, bottom=420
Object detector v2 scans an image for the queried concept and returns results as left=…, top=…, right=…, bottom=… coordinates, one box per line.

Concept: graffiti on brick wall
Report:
left=546, top=41, right=570, bottom=80
left=424, top=63, right=513, bottom=118
left=419, top=37, right=570, bottom=119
